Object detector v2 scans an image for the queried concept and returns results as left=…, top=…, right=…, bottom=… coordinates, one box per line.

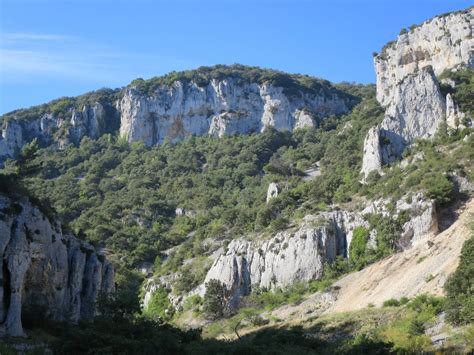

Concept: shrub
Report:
left=349, top=226, right=370, bottom=270
left=144, top=287, right=175, bottom=321
left=383, top=299, right=400, bottom=307
left=445, top=234, right=474, bottom=325
left=407, top=294, right=444, bottom=315
left=203, top=279, right=229, bottom=320
left=422, top=173, right=454, bottom=206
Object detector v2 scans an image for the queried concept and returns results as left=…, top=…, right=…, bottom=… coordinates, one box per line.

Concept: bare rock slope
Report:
left=327, top=199, right=473, bottom=313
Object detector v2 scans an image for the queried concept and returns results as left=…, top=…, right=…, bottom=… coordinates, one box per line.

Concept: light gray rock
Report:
left=266, top=182, right=279, bottom=203
left=0, top=102, right=115, bottom=165
left=361, top=8, right=473, bottom=178
left=446, top=93, right=467, bottom=128
left=118, top=78, right=352, bottom=145
left=0, top=194, right=114, bottom=337
left=0, top=120, right=23, bottom=161
left=362, top=192, right=438, bottom=248
left=362, top=67, right=447, bottom=178
left=375, top=8, right=473, bottom=107
left=361, top=126, right=383, bottom=178
left=201, top=210, right=366, bottom=308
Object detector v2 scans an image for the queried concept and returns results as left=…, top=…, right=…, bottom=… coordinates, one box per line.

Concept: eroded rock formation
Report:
left=117, top=79, right=353, bottom=145
left=0, top=102, right=118, bottom=164
left=0, top=194, right=114, bottom=337
left=199, top=210, right=367, bottom=308
left=361, top=7, right=473, bottom=178
left=0, top=70, right=356, bottom=165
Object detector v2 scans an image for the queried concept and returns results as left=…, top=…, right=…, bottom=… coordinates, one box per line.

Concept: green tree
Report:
left=349, top=226, right=370, bottom=270
left=423, top=173, right=454, bottom=206
left=445, top=235, right=474, bottom=324
left=203, top=279, right=228, bottom=319
left=144, top=287, right=175, bottom=321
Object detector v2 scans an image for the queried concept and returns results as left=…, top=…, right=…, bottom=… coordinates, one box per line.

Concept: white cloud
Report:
left=0, top=32, right=131, bottom=84
left=0, top=31, right=199, bottom=87
left=1, top=32, right=76, bottom=42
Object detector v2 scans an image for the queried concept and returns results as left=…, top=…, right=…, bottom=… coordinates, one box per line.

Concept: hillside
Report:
left=0, top=65, right=359, bottom=164
left=0, top=5, right=473, bottom=355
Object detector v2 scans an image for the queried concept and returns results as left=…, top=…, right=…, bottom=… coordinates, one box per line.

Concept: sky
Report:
left=0, top=0, right=471, bottom=114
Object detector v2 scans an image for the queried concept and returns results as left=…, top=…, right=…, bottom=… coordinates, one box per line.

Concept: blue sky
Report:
left=0, top=0, right=471, bottom=114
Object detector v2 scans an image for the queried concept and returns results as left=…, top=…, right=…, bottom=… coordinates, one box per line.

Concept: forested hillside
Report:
left=0, top=5, right=472, bottom=351
left=3, top=84, right=377, bottom=268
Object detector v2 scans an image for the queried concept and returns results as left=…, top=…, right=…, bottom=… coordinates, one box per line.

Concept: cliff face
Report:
left=118, top=79, right=353, bottom=145
left=198, top=194, right=437, bottom=309
left=0, top=102, right=116, bottom=164
left=0, top=194, right=114, bottom=337
left=142, top=192, right=437, bottom=310
left=0, top=68, right=355, bottom=164
left=361, top=7, right=473, bottom=177
left=202, top=213, right=355, bottom=308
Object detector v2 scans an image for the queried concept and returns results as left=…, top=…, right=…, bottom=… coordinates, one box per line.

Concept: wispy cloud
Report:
left=0, top=31, right=133, bottom=84
left=1, top=32, right=77, bottom=42
left=0, top=31, right=200, bottom=88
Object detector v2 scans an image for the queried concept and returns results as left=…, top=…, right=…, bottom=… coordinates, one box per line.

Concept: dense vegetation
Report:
left=3, top=290, right=472, bottom=354
left=3, top=85, right=378, bottom=272
left=0, top=65, right=472, bottom=353
left=4, top=77, right=473, bottom=305
left=0, top=88, right=121, bottom=124
left=445, top=226, right=474, bottom=325
left=129, top=64, right=359, bottom=101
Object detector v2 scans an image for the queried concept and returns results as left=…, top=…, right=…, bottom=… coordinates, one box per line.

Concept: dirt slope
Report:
left=325, top=199, right=473, bottom=313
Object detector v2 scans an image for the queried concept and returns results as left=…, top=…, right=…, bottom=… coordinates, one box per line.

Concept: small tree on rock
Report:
left=203, top=279, right=229, bottom=320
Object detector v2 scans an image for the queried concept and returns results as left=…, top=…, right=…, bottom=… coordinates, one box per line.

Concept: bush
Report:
left=383, top=299, right=400, bottom=307
left=203, top=279, right=229, bottom=320
left=349, top=226, right=370, bottom=270
left=445, top=234, right=474, bottom=325
left=144, top=287, right=175, bottom=321
left=407, top=294, right=444, bottom=315
left=423, top=173, right=454, bottom=206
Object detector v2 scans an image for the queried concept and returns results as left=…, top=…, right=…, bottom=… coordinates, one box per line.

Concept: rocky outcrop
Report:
left=362, top=192, right=438, bottom=247
left=68, top=103, right=107, bottom=143
left=446, top=93, right=466, bottom=129
left=0, top=194, right=114, bottom=337
left=1, top=68, right=355, bottom=164
left=266, top=183, right=280, bottom=203
left=118, top=79, right=354, bottom=145
left=375, top=8, right=472, bottom=107
left=201, top=210, right=366, bottom=308
left=146, top=192, right=438, bottom=310
left=361, top=7, right=473, bottom=178
left=0, top=102, right=117, bottom=165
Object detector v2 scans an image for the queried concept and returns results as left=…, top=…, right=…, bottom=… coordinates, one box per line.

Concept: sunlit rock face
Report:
left=0, top=102, right=114, bottom=165
left=201, top=210, right=366, bottom=308
left=118, top=78, right=354, bottom=145
left=361, top=7, right=473, bottom=178
left=0, top=194, right=114, bottom=337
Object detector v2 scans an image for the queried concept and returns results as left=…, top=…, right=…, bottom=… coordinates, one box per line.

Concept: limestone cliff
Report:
left=118, top=77, right=354, bottom=145
left=0, top=101, right=117, bottom=164
left=198, top=195, right=437, bottom=308
left=0, top=66, right=356, bottom=164
left=361, top=7, right=473, bottom=177
left=0, top=194, right=114, bottom=337
left=143, top=192, right=437, bottom=310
